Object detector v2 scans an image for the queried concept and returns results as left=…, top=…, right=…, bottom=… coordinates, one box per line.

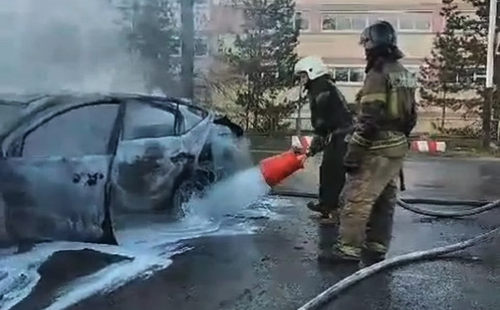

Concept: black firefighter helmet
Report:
left=359, top=20, right=397, bottom=50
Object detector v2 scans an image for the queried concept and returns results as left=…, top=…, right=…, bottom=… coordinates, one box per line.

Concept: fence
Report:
left=268, top=116, right=500, bottom=143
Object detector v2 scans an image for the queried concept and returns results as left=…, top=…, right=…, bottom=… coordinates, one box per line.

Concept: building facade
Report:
left=295, top=0, right=445, bottom=103
left=293, top=0, right=481, bottom=132
left=211, top=0, right=483, bottom=132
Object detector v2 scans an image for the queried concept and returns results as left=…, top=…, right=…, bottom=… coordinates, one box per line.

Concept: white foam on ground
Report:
left=0, top=221, right=254, bottom=310
left=0, top=167, right=290, bottom=310
left=0, top=241, right=141, bottom=310
left=185, top=167, right=271, bottom=220
left=42, top=247, right=185, bottom=310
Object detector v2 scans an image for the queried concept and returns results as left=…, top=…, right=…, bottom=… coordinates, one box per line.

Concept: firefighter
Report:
left=319, top=21, right=417, bottom=266
left=293, top=56, right=354, bottom=223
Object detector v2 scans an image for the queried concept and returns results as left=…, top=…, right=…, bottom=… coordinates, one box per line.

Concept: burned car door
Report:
left=0, top=103, right=120, bottom=244
left=111, top=99, right=213, bottom=214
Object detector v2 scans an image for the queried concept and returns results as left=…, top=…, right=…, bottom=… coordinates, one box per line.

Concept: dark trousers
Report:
left=318, top=134, right=348, bottom=212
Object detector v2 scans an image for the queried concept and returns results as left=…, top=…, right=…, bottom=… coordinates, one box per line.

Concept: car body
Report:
left=0, top=93, right=250, bottom=246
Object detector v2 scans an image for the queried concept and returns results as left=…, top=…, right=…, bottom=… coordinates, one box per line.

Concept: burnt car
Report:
left=0, top=93, right=250, bottom=246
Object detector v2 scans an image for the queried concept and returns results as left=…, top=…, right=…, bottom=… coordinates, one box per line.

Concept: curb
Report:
left=291, top=135, right=447, bottom=154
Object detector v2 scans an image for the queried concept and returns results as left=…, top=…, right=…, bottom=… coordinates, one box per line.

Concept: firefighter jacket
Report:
left=307, top=75, right=354, bottom=137
left=350, top=60, right=417, bottom=151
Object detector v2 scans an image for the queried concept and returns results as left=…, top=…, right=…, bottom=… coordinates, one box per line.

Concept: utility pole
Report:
left=181, top=0, right=195, bottom=100
left=484, top=0, right=497, bottom=149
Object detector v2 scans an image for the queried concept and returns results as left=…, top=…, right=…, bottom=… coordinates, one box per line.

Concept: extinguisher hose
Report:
left=267, top=190, right=500, bottom=310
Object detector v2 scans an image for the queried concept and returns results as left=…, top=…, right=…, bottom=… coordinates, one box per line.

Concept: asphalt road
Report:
left=5, top=155, right=500, bottom=310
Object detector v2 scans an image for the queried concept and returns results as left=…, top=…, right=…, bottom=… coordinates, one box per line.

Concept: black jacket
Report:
left=306, top=75, right=353, bottom=137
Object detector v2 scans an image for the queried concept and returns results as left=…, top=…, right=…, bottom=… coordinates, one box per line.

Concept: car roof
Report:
left=0, top=94, right=48, bottom=107
left=0, top=92, right=211, bottom=140
left=0, top=92, right=208, bottom=115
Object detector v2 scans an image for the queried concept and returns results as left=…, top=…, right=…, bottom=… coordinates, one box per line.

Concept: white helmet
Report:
left=294, top=56, right=329, bottom=81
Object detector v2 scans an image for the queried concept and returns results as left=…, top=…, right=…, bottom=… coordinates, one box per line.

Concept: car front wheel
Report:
left=170, top=163, right=217, bottom=217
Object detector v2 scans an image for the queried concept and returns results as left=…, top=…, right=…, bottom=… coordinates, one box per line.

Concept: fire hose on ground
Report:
left=257, top=149, right=500, bottom=310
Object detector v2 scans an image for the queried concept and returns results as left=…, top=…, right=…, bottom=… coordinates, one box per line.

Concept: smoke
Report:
left=0, top=0, right=148, bottom=94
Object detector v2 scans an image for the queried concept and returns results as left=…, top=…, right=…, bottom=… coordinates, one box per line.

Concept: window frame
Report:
left=446, top=68, right=485, bottom=85
left=169, top=36, right=182, bottom=57
left=295, top=10, right=310, bottom=32
left=397, top=12, right=433, bottom=33
left=330, top=64, right=422, bottom=85
left=414, top=64, right=486, bottom=86
left=134, top=96, right=208, bottom=135
left=121, top=99, right=183, bottom=141
left=1, top=96, right=209, bottom=156
left=320, top=12, right=340, bottom=32
left=329, top=65, right=366, bottom=85
left=473, top=67, right=486, bottom=85
left=193, top=4, right=210, bottom=30
left=194, top=35, right=210, bottom=57
left=17, top=100, right=122, bottom=158
left=319, top=11, right=433, bottom=33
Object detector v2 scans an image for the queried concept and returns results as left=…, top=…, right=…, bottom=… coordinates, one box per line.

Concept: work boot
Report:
left=318, top=210, right=339, bottom=226
left=317, top=244, right=360, bottom=263
left=359, top=255, right=385, bottom=269
left=307, top=201, right=329, bottom=218
left=359, top=251, right=386, bottom=268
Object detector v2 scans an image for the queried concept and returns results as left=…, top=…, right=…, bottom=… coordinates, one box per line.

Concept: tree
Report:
left=418, top=0, right=469, bottom=129
left=460, top=0, right=500, bottom=146
left=222, top=0, right=300, bottom=132
left=119, top=0, right=181, bottom=95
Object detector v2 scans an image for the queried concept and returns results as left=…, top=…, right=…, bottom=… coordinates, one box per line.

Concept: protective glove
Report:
left=292, top=145, right=305, bottom=155
left=307, top=135, right=325, bottom=157
left=343, top=143, right=366, bottom=174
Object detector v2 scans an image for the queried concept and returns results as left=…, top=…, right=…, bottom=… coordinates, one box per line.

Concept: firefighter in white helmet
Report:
left=294, top=56, right=354, bottom=224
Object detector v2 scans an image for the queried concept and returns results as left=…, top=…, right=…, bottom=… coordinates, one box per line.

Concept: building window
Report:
left=397, top=13, right=432, bottom=31
left=349, top=68, right=364, bottom=82
left=321, top=13, right=337, bottom=30
left=174, top=36, right=209, bottom=57
left=320, top=12, right=432, bottom=32
left=399, top=18, right=414, bottom=30
left=335, top=15, right=352, bottom=30
left=368, top=15, right=398, bottom=28
left=194, top=5, right=210, bottom=30
left=295, top=11, right=309, bottom=31
left=352, top=16, right=368, bottom=30
left=321, top=13, right=368, bottom=31
left=474, top=67, right=486, bottom=85
left=173, top=64, right=181, bottom=75
left=441, top=67, right=485, bottom=85
left=194, top=36, right=209, bottom=56
left=332, top=66, right=365, bottom=84
left=415, top=16, right=432, bottom=30
left=173, top=3, right=210, bottom=30
left=334, top=67, right=349, bottom=82
left=261, top=69, right=280, bottom=80
left=171, top=36, right=182, bottom=56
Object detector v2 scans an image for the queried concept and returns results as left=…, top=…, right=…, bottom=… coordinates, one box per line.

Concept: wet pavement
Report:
left=5, top=155, right=500, bottom=309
